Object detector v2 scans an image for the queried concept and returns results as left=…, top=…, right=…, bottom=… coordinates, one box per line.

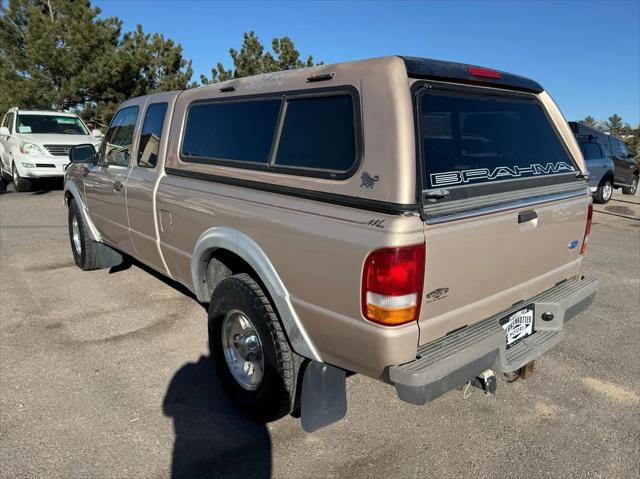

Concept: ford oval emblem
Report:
left=568, top=240, right=580, bottom=250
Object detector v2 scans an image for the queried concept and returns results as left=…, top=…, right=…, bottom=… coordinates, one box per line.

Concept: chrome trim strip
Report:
left=424, top=187, right=589, bottom=225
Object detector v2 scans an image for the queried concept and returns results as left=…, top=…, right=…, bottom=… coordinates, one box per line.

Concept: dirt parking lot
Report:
left=1, top=181, right=638, bottom=479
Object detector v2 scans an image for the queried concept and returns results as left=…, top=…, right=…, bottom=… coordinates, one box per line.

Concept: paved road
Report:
left=1, top=181, right=638, bottom=479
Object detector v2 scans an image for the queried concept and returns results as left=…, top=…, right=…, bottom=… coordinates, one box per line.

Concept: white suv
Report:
left=0, top=108, right=103, bottom=191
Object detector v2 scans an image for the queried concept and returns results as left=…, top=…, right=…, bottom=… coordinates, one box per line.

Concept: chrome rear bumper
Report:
left=389, top=276, right=598, bottom=405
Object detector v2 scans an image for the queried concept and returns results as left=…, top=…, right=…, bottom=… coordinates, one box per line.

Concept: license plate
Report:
left=499, top=305, right=534, bottom=348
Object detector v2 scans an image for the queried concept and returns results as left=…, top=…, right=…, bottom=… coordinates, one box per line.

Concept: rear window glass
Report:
left=420, top=91, right=575, bottom=189
left=579, top=141, right=603, bottom=160
left=274, top=95, right=356, bottom=172
left=182, top=100, right=281, bottom=164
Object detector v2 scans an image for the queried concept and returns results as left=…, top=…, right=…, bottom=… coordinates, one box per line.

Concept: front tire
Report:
left=68, top=199, right=101, bottom=270
left=0, top=162, right=12, bottom=181
left=12, top=163, right=32, bottom=192
left=593, top=178, right=613, bottom=204
left=208, top=273, right=298, bottom=422
left=622, top=175, right=638, bottom=195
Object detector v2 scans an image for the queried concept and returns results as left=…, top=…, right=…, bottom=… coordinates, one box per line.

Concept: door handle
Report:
left=518, top=210, right=537, bottom=223
left=113, top=181, right=124, bottom=192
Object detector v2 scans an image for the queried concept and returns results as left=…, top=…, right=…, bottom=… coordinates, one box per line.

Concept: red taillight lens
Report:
left=580, top=203, right=593, bottom=254
left=467, top=66, right=502, bottom=79
left=362, top=244, right=425, bottom=326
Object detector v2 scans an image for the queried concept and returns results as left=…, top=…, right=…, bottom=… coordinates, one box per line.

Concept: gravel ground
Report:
left=0, top=181, right=638, bottom=479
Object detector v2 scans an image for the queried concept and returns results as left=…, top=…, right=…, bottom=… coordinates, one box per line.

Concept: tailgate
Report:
left=419, top=193, right=589, bottom=344
left=413, top=80, right=590, bottom=346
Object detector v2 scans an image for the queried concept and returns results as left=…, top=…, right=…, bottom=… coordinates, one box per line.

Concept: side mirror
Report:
left=69, top=143, right=96, bottom=163
left=91, top=129, right=103, bottom=138
left=0, top=126, right=10, bottom=136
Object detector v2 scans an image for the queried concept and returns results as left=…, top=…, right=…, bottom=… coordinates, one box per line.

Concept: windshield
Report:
left=16, top=114, right=89, bottom=135
left=419, top=89, right=576, bottom=190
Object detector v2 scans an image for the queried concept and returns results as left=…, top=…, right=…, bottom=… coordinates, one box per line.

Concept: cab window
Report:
left=102, top=107, right=139, bottom=167
left=137, top=103, right=168, bottom=168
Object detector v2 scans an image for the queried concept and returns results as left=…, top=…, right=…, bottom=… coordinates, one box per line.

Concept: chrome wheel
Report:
left=71, top=215, right=82, bottom=254
left=221, top=309, right=264, bottom=391
left=631, top=177, right=638, bottom=195
left=602, top=181, right=612, bottom=201
left=12, top=165, right=18, bottom=183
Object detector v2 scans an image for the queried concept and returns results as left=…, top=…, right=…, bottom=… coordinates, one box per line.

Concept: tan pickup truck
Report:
left=64, top=56, right=598, bottom=432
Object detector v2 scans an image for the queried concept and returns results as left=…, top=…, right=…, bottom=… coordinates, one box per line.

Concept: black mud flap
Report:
left=95, top=241, right=123, bottom=269
left=300, top=361, right=347, bottom=433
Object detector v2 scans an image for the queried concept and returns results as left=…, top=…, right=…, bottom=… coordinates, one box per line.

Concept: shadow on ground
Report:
left=0, top=177, right=63, bottom=195
left=108, top=254, right=202, bottom=305
left=163, top=356, right=272, bottom=479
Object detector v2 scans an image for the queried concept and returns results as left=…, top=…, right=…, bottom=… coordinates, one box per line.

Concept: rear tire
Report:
left=12, top=163, right=32, bottom=192
left=622, top=175, right=638, bottom=195
left=208, top=273, right=298, bottom=422
left=593, top=178, right=613, bottom=204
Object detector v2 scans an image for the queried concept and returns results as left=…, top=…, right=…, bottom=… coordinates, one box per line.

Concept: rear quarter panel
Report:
left=156, top=176, right=424, bottom=377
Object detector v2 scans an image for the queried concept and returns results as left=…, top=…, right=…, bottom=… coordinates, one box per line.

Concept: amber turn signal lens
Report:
left=365, top=304, right=417, bottom=326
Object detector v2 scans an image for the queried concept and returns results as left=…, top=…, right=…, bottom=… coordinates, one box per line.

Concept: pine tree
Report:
left=0, top=0, right=193, bottom=124
left=605, top=114, right=624, bottom=136
left=270, top=36, right=316, bottom=71
left=0, top=0, right=122, bottom=113
left=85, top=24, right=193, bottom=123
left=582, top=116, right=598, bottom=128
left=200, top=31, right=320, bottom=84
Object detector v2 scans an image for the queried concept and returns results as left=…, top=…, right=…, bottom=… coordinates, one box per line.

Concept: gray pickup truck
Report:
left=64, top=56, right=598, bottom=432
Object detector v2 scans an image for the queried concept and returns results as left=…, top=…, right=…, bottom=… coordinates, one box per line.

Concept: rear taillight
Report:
left=580, top=203, right=593, bottom=254
left=361, top=244, right=425, bottom=326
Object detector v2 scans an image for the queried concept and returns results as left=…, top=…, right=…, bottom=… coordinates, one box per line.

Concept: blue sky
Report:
left=96, top=0, right=640, bottom=125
